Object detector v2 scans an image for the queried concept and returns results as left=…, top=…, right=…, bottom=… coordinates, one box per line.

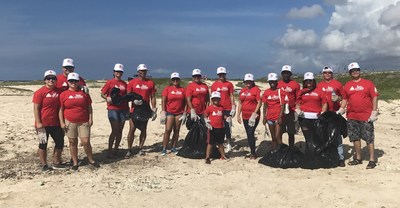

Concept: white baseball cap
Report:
left=281, top=65, right=292, bottom=72
left=192, top=69, right=201, bottom=76
left=210, top=91, right=221, bottom=99
left=67, top=72, right=80, bottom=81
left=348, top=62, right=360, bottom=71
left=170, top=72, right=180, bottom=79
left=44, top=70, right=56, bottom=78
left=114, top=63, right=124, bottom=72
left=244, top=73, right=254, bottom=81
left=62, top=58, right=74, bottom=67
left=267, top=73, right=278, bottom=81
left=137, top=64, right=148, bottom=71
left=304, top=72, right=315, bottom=80
left=217, top=67, right=227, bottom=74
left=322, top=66, right=333, bottom=73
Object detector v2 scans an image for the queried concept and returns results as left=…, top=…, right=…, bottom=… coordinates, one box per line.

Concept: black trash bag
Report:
left=177, top=120, right=221, bottom=159
left=110, top=87, right=122, bottom=105
left=258, top=144, right=303, bottom=169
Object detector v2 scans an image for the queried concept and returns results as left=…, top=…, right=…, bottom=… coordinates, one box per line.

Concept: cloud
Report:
left=151, top=68, right=171, bottom=75
left=287, top=4, right=324, bottom=19
left=379, top=1, right=400, bottom=28
left=324, top=0, right=347, bottom=6
left=280, top=27, right=318, bottom=48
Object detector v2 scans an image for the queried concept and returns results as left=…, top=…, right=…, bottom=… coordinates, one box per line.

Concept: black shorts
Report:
left=38, top=126, right=65, bottom=150
left=207, top=128, right=225, bottom=145
left=130, top=113, right=149, bottom=131
left=347, top=119, right=374, bottom=144
left=280, top=111, right=296, bottom=134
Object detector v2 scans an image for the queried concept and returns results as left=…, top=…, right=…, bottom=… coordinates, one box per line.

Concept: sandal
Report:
left=348, top=159, right=362, bottom=166
left=366, top=161, right=376, bottom=169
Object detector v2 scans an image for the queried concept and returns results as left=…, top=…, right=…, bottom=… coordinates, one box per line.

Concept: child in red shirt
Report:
left=204, top=91, right=229, bottom=164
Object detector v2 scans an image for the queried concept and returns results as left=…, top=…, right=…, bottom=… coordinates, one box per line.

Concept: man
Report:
left=56, top=58, right=87, bottom=92
left=278, top=65, right=300, bottom=146
left=125, top=64, right=157, bottom=157
left=338, top=62, right=378, bottom=169
left=317, top=66, right=345, bottom=167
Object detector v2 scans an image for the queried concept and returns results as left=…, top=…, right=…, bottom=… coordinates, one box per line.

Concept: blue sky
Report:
left=1, top=0, right=400, bottom=80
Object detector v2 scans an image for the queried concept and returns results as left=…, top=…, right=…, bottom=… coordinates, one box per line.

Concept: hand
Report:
left=160, top=111, right=166, bottom=124
left=190, top=109, right=198, bottom=121
left=179, top=112, right=187, bottom=125
left=237, top=114, right=242, bottom=124
left=248, top=112, right=258, bottom=127
left=81, top=86, right=89, bottom=94
left=368, top=110, right=378, bottom=122
left=294, top=109, right=303, bottom=122
left=89, top=118, right=93, bottom=127
left=331, top=94, right=340, bottom=102
left=230, top=105, right=236, bottom=117
left=106, top=97, right=112, bottom=103
left=60, top=123, right=67, bottom=132
left=336, top=108, right=345, bottom=115
left=151, top=108, right=158, bottom=121
left=37, top=128, right=47, bottom=144
left=133, top=100, right=143, bottom=106
left=277, top=116, right=283, bottom=125
left=205, top=118, right=213, bottom=130
left=36, top=122, right=43, bottom=129
left=226, top=116, right=233, bottom=128
left=264, top=124, right=270, bottom=137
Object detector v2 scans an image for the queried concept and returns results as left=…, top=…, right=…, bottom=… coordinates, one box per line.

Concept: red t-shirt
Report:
left=162, top=85, right=186, bottom=114
left=186, top=82, right=209, bottom=115
left=101, top=79, right=129, bottom=110
left=239, top=86, right=261, bottom=120
left=317, top=79, right=343, bottom=111
left=32, top=86, right=61, bottom=126
left=278, top=80, right=300, bottom=111
left=56, top=74, right=86, bottom=92
left=262, top=89, right=286, bottom=121
left=127, top=78, right=156, bottom=112
left=296, top=88, right=327, bottom=113
left=211, top=81, right=234, bottom=110
left=342, top=78, right=378, bottom=121
left=60, top=90, right=92, bottom=123
left=205, top=104, right=225, bottom=128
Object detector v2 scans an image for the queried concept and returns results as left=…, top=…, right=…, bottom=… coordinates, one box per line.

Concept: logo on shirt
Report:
left=62, top=82, right=68, bottom=87
left=322, top=86, right=334, bottom=92
left=217, top=87, right=229, bottom=92
left=304, top=92, right=319, bottom=96
left=46, top=92, right=59, bottom=98
left=195, top=88, right=207, bottom=92
left=349, top=85, right=364, bottom=91
left=241, top=92, right=252, bottom=96
left=136, top=84, right=149, bottom=90
left=282, top=87, right=293, bottom=92
left=212, top=110, right=223, bottom=116
left=171, top=91, right=183, bottom=95
left=267, top=95, right=279, bottom=100
left=68, top=94, right=84, bottom=99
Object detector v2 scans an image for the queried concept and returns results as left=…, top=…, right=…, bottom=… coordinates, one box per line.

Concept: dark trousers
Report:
left=243, top=119, right=259, bottom=155
left=223, top=110, right=231, bottom=140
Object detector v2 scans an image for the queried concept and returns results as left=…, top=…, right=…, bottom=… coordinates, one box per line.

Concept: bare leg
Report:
left=138, top=127, right=147, bottom=149
left=268, top=124, right=277, bottom=149
left=368, top=143, right=375, bottom=161
left=81, top=137, right=95, bottom=163
left=354, top=140, right=362, bottom=160
left=127, top=119, right=136, bottom=150
left=217, top=144, right=225, bottom=158
left=53, top=148, right=63, bottom=164
left=171, top=115, right=182, bottom=148
left=38, top=149, right=47, bottom=165
left=163, top=116, right=174, bottom=150
left=206, top=144, right=212, bottom=159
left=69, top=138, right=79, bottom=166
left=114, top=121, right=125, bottom=151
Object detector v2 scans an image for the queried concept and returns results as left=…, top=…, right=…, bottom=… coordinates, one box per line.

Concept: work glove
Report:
left=336, top=108, right=345, bottom=115
left=230, top=105, right=236, bottom=117
left=81, top=86, right=89, bottom=94
left=205, top=118, right=213, bottom=130
left=190, top=109, right=198, bottom=121
left=294, top=108, right=303, bottom=121
left=226, top=116, right=233, bottom=128
left=248, top=112, right=258, bottom=127
left=331, top=94, right=340, bottom=102
left=160, top=111, right=166, bottom=124
left=179, top=112, right=187, bottom=126
left=106, top=97, right=112, bottom=103
left=133, top=100, right=143, bottom=106
left=37, top=128, right=47, bottom=144
left=151, top=108, right=158, bottom=121
left=368, top=110, right=378, bottom=122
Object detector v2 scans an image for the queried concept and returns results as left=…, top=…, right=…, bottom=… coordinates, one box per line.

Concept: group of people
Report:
left=33, top=58, right=379, bottom=171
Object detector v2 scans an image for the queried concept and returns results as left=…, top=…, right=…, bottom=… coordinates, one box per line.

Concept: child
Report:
left=204, top=91, right=230, bottom=164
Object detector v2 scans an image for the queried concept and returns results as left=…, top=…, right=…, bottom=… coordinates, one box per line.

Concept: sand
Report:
left=0, top=82, right=399, bottom=208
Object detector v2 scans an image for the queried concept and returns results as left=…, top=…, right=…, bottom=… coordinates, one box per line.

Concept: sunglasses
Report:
left=171, top=78, right=180, bottom=81
left=45, top=77, right=57, bottom=81
left=192, top=75, right=201, bottom=78
left=304, top=79, right=314, bottom=82
left=323, top=72, right=333, bottom=74
left=349, top=68, right=360, bottom=73
left=114, top=70, right=124, bottom=73
left=68, top=79, right=79, bottom=83
left=64, top=66, right=74, bottom=70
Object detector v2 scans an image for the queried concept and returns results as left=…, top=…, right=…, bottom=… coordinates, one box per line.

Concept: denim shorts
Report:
left=267, top=120, right=277, bottom=125
left=166, top=112, right=182, bottom=117
left=108, top=109, right=129, bottom=122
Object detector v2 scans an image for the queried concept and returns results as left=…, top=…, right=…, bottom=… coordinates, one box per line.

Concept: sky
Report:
left=1, top=0, right=400, bottom=80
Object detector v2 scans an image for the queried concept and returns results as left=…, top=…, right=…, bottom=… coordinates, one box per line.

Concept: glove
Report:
left=160, top=110, right=166, bottom=124
left=37, top=128, right=47, bottom=144
left=106, top=97, right=112, bottom=103
left=336, top=108, right=345, bottom=115
left=294, top=109, right=303, bottom=121
left=230, top=105, right=236, bottom=117
left=205, top=118, right=213, bottom=130
left=190, top=109, right=198, bottom=121
left=179, top=112, right=187, bottom=125
left=368, top=110, right=378, bottom=122
left=151, top=108, right=157, bottom=121
left=248, top=112, right=258, bottom=127
left=81, top=86, right=89, bottom=94
left=331, top=94, right=340, bottom=102
left=226, top=116, right=233, bottom=127
left=133, top=100, right=143, bottom=106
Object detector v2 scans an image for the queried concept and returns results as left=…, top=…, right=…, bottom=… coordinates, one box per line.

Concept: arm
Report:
left=161, top=96, right=167, bottom=112
left=321, top=103, right=328, bottom=113
left=33, top=103, right=43, bottom=129
left=88, top=104, right=93, bottom=126
left=372, top=96, right=378, bottom=111
left=262, top=102, right=267, bottom=125
left=237, top=100, right=242, bottom=124
left=186, top=96, right=194, bottom=110
left=59, top=107, right=66, bottom=129
left=150, top=93, right=156, bottom=109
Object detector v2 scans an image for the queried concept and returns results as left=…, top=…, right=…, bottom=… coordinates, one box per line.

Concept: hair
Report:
left=300, top=79, right=317, bottom=96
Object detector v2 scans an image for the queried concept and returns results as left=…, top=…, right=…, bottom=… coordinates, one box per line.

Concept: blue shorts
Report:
left=267, top=120, right=277, bottom=125
left=166, top=112, right=183, bottom=117
left=108, top=110, right=129, bottom=122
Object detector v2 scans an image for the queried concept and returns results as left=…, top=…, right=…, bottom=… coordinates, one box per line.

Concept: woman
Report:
left=262, top=73, right=286, bottom=150
left=59, top=72, right=99, bottom=170
left=186, top=69, right=209, bottom=126
left=210, top=67, right=235, bottom=152
left=101, top=63, right=129, bottom=158
left=237, top=73, right=261, bottom=159
left=33, top=70, right=65, bottom=171
left=295, top=72, right=327, bottom=151
left=160, top=72, right=186, bottom=156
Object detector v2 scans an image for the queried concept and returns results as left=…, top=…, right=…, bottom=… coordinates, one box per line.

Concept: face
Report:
left=114, top=70, right=123, bottom=78
left=268, top=80, right=277, bottom=88
left=63, top=66, right=75, bottom=75
left=244, top=80, right=254, bottom=88
left=322, top=71, right=333, bottom=81
left=304, top=79, right=314, bottom=88
left=68, top=79, right=79, bottom=90
left=171, top=78, right=180, bottom=86
left=218, top=73, right=226, bottom=81
left=44, top=76, right=57, bottom=87
left=192, top=75, right=201, bottom=82
left=137, top=70, right=147, bottom=78
left=281, top=71, right=292, bottom=81
left=211, top=97, right=220, bottom=105
left=349, top=68, right=361, bottom=79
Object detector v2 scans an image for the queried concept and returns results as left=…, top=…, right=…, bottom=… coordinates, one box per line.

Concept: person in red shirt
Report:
left=125, top=64, right=157, bottom=157
left=278, top=65, right=300, bottom=146
left=339, top=62, right=379, bottom=169
left=262, top=73, right=286, bottom=150
left=33, top=70, right=65, bottom=171
left=59, top=72, right=99, bottom=170
left=237, top=73, right=261, bottom=159
left=100, top=63, right=129, bottom=158
left=160, top=72, right=187, bottom=156
left=204, top=91, right=229, bottom=164
left=317, top=66, right=345, bottom=167
left=211, top=67, right=236, bottom=152
left=186, top=69, right=209, bottom=127
left=295, top=72, right=327, bottom=152
left=56, top=58, right=87, bottom=93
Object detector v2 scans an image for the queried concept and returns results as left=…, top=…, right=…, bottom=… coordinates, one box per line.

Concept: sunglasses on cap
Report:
left=45, top=77, right=57, bottom=81
left=64, top=66, right=74, bottom=70
left=68, top=79, right=79, bottom=83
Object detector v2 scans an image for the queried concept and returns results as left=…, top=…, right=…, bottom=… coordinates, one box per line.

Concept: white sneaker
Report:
left=225, top=143, right=232, bottom=153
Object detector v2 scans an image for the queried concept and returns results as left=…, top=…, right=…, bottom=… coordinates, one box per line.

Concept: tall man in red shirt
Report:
left=56, top=58, right=87, bottom=92
left=278, top=65, right=300, bottom=146
left=339, top=62, right=378, bottom=169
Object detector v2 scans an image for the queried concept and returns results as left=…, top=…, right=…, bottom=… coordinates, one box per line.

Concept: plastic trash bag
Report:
left=258, top=144, right=302, bottom=169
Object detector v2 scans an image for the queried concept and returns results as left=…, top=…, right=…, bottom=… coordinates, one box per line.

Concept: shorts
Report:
left=207, top=128, right=225, bottom=145
left=267, top=120, right=277, bottom=125
left=280, top=111, right=296, bottom=134
left=347, top=119, right=374, bottom=144
left=38, top=126, right=64, bottom=150
left=108, top=109, right=129, bottom=122
left=166, top=112, right=182, bottom=117
left=65, top=120, right=91, bottom=138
